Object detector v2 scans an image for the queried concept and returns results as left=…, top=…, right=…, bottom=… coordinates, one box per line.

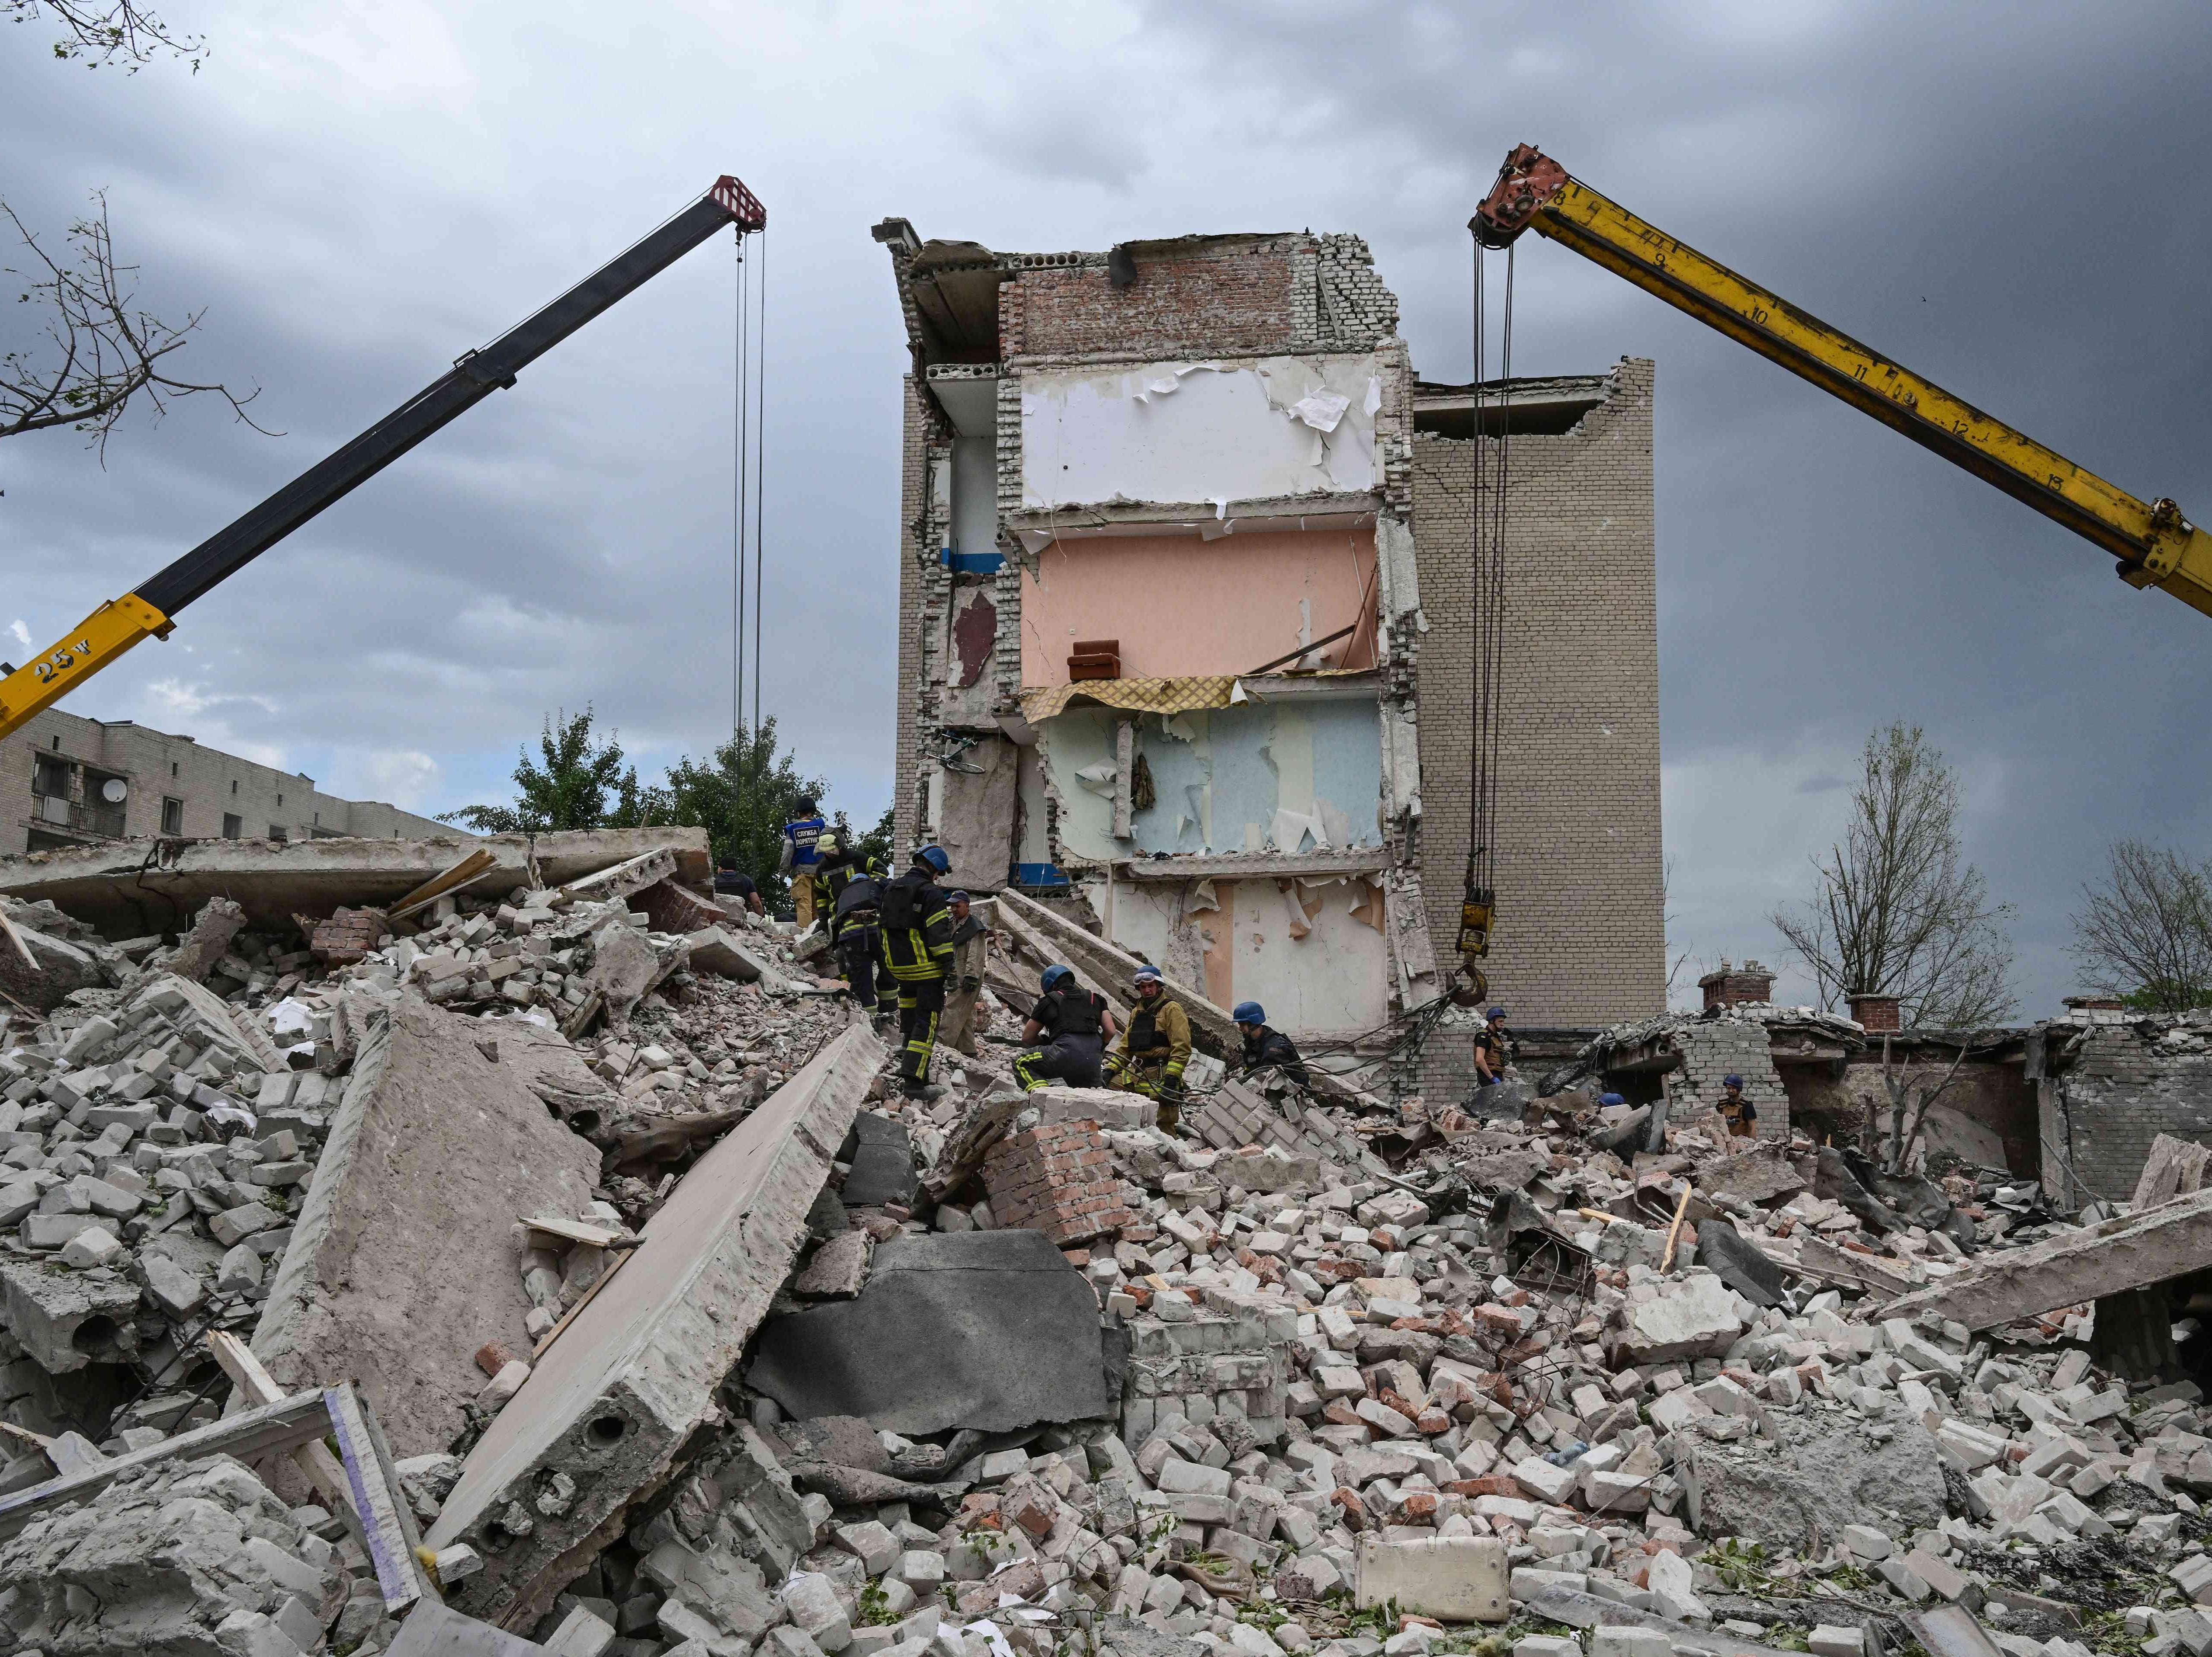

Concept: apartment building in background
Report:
left=5, top=707, right=455, bottom=853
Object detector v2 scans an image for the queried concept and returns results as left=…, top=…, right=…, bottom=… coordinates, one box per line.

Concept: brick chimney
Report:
left=1699, top=960, right=1776, bottom=1012
left=1849, top=993, right=1903, bottom=1033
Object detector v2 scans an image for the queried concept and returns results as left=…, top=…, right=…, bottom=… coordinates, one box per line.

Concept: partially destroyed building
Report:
left=6, top=706, right=453, bottom=852
left=873, top=221, right=1662, bottom=1094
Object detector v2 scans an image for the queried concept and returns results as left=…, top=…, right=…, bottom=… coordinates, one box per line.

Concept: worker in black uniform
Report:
left=878, top=845, right=955, bottom=1101
left=1013, top=965, right=1117, bottom=1091
left=826, top=845, right=888, bottom=1025
left=1232, top=1001, right=1308, bottom=1087
left=713, top=857, right=763, bottom=915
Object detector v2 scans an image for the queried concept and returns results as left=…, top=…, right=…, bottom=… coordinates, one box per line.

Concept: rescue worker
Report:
left=939, top=891, right=989, bottom=1056
left=1012, top=965, right=1116, bottom=1091
left=827, top=849, right=888, bottom=1025
left=878, top=845, right=955, bottom=1101
left=1718, top=1073, right=1758, bottom=1138
left=712, top=856, right=763, bottom=915
left=1232, top=1001, right=1308, bottom=1088
left=779, top=797, right=827, bottom=927
left=814, top=831, right=878, bottom=920
left=1473, top=1005, right=1513, bottom=1092
left=1105, top=965, right=1193, bottom=1135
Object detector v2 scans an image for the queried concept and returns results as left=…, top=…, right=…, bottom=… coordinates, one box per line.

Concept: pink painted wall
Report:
left=1019, top=528, right=1378, bottom=686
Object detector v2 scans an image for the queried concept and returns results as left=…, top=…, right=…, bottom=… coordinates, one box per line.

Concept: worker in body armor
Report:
left=824, top=842, right=888, bottom=1025
left=878, top=845, right=956, bottom=1101
left=1232, top=1001, right=1308, bottom=1088
left=939, top=891, right=989, bottom=1056
left=1473, top=1005, right=1514, bottom=1094
left=1012, top=965, right=1116, bottom=1091
left=779, top=798, right=827, bottom=927
left=1105, top=966, right=1193, bottom=1135
left=1718, top=1074, right=1758, bottom=1138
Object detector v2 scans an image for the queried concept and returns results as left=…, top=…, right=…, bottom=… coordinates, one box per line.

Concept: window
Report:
left=221, top=813, right=242, bottom=840
left=161, top=797, right=183, bottom=835
left=170, top=761, right=178, bottom=777
left=276, top=793, right=284, bottom=807
left=269, top=825, right=287, bottom=842
left=49, top=736, right=59, bottom=750
left=230, top=779, right=239, bottom=795
left=31, top=755, right=68, bottom=799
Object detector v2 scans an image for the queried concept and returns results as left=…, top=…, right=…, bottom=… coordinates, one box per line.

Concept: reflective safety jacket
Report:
left=877, top=869, right=954, bottom=982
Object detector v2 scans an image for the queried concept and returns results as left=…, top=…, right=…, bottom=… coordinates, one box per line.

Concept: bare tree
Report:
left=2, top=193, right=273, bottom=458
left=1868, top=1030, right=1978, bottom=1173
left=1662, top=855, right=1699, bottom=1004
left=2069, top=839, right=2212, bottom=1014
left=6, top=0, right=203, bottom=70
left=1771, top=722, right=2017, bottom=1027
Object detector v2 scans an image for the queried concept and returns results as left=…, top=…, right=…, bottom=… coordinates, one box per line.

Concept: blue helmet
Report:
left=1132, top=966, right=1163, bottom=988
left=914, top=845, right=950, bottom=876
left=1232, top=1001, right=1266, bottom=1026
left=1041, top=965, right=1074, bottom=991
left=949, top=889, right=971, bottom=904
left=1599, top=1092, right=1625, bottom=1107
left=1487, top=1006, right=1507, bottom=1021
left=1723, top=1074, right=1744, bottom=1088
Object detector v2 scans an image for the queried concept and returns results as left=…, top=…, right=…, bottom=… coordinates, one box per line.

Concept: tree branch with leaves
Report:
left=6, top=0, right=203, bottom=70
left=1, top=192, right=274, bottom=458
left=1771, top=722, right=2017, bottom=1028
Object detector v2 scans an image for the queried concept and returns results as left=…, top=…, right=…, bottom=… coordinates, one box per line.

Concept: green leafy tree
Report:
left=651, top=718, right=824, bottom=906
left=439, top=707, right=638, bottom=834
left=852, top=804, right=895, bottom=873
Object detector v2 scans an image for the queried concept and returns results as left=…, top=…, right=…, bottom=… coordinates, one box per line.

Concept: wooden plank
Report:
left=389, top=849, right=500, bottom=923
left=0, top=906, right=37, bottom=973
left=1660, top=1181, right=1694, bottom=1273
left=0, top=1388, right=332, bottom=1539
left=207, top=1331, right=358, bottom=1519
left=520, top=1216, right=638, bottom=1251
left=324, top=1383, right=430, bottom=1611
left=532, top=1248, right=631, bottom=1360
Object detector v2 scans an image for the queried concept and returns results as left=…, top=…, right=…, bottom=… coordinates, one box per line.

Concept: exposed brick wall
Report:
left=1664, top=1019, right=1790, bottom=1142
left=893, top=375, right=939, bottom=857
left=1006, top=253, right=1296, bottom=358
left=1411, top=359, right=1665, bottom=1102
left=982, top=1118, right=1135, bottom=1245
left=2054, top=1017, right=2212, bottom=1201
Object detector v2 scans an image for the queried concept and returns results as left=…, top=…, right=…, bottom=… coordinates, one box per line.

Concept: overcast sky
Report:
left=4, top=0, right=2208, bottom=1018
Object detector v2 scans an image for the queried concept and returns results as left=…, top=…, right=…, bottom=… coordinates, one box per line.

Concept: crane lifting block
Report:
left=0, top=595, right=172, bottom=735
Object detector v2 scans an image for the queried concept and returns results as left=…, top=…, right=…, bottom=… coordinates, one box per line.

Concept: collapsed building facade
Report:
left=872, top=222, right=1664, bottom=1097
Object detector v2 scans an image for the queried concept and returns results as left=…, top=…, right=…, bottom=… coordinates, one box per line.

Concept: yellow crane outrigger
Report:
left=1471, top=144, right=2212, bottom=617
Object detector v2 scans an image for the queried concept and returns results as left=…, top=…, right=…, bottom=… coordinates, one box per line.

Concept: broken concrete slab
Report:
left=0, top=1257, right=141, bottom=1372
left=161, top=894, right=248, bottom=985
left=1702, top=1144, right=1805, bottom=1206
left=746, top=1228, right=1114, bottom=1436
left=2133, top=1132, right=2212, bottom=1210
left=840, top=1113, right=917, bottom=1210
left=424, top=1024, right=879, bottom=1628
left=584, top=916, right=691, bottom=1030
left=996, top=889, right=1237, bottom=1060
left=0, top=826, right=711, bottom=937
left=1682, top=1413, right=1948, bottom=1554
left=1356, top=1533, right=1508, bottom=1622
left=1608, top=1271, right=1744, bottom=1363
left=253, top=991, right=602, bottom=1460
left=390, top=1600, right=558, bottom=1655
left=1885, top=1185, right=2212, bottom=1331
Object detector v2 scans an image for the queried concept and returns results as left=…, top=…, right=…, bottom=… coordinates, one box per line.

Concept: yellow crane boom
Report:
left=1471, top=144, right=2212, bottom=617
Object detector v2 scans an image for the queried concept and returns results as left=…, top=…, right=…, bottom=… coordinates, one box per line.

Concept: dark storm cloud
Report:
left=4, top=1, right=2207, bottom=1015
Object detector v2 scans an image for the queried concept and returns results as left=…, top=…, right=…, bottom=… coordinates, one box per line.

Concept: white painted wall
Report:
left=1021, top=356, right=1382, bottom=511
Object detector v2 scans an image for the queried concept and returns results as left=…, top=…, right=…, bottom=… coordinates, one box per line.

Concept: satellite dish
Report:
left=100, top=778, right=128, bottom=804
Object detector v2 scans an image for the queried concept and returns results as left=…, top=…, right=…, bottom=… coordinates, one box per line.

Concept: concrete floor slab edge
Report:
left=423, top=1021, right=882, bottom=1628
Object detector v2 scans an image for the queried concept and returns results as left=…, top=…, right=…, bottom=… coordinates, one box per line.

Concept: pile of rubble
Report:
left=0, top=840, right=2209, bottom=1657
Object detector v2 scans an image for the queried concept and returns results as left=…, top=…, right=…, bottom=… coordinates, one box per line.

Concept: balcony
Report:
left=30, top=790, right=128, bottom=841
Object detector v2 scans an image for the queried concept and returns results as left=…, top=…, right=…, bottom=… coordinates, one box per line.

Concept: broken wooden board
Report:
left=389, top=849, right=500, bottom=922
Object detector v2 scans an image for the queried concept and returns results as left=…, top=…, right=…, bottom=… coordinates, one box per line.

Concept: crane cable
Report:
left=1461, top=238, right=1515, bottom=985
left=733, top=224, right=769, bottom=735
